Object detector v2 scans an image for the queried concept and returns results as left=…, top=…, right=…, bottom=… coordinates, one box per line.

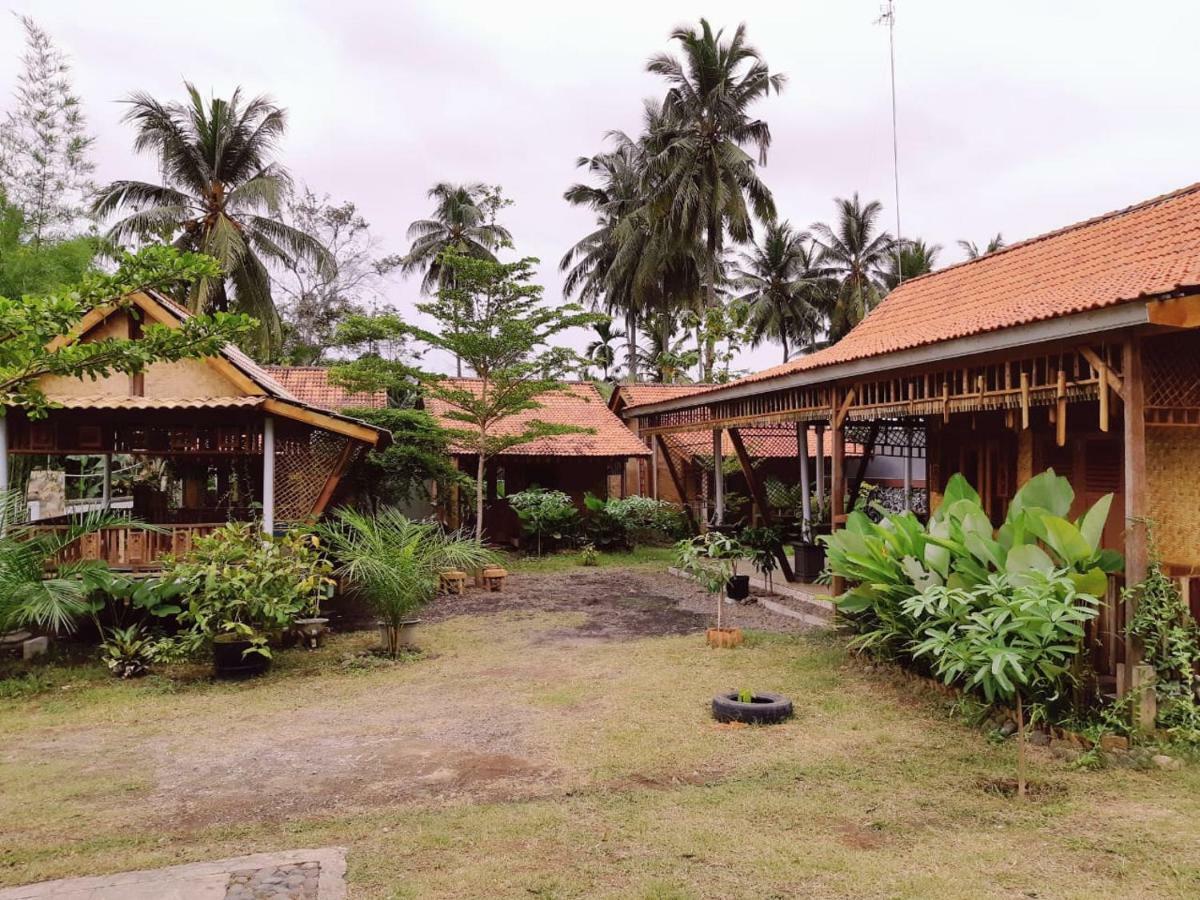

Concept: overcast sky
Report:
left=3, top=1, right=1198, bottom=375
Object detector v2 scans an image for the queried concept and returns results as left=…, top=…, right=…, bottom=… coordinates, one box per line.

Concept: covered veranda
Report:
left=626, top=181, right=1200, bottom=697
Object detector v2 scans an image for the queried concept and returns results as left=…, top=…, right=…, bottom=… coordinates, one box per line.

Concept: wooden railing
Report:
left=31, top=523, right=223, bottom=572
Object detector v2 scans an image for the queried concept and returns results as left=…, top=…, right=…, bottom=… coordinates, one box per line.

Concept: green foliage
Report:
left=826, top=469, right=1120, bottom=665
left=100, top=624, right=155, bottom=679
left=583, top=493, right=687, bottom=550
left=166, top=523, right=332, bottom=657
left=737, top=688, right=753, bottom=703
left=1126, top=532, right=1200, bottom=744
left=83, top=569, right=186, bottom=625
left=316, top=508, right=496, bottom=656
left=578, top=543, right=599, bottom=567
left=0, top=200, right=97, bottom=297
left=509, top=488, right=580, bottom=555
left=336, top=246, right=601, bottom=540
left=675, top=531, right=745, bottom=629
left=93, top=83, right=333, bottom=356
left=908, top=572, right=1099, bottom=705
left=0, top=498, right=139, bottom=635
left=0, top=245, right=250, bottom=416
left=739, top=525, right=782, bottom=587
left=343, top=406, right=469, bottom=504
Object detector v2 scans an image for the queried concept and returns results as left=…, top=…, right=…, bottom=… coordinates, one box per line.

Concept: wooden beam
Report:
left=311, top=439, right=358, bottom=516
left=1079, top=346, right=1123, bottom=398
left=1123, top=336, right=1148, bottom=700
left=728, top=427, right=794, bottom=583
left=1146, top=294, right=1200, bottom=328
left=834, top=387, right=857, bottom=430
left=656, top=434, right=698, bottom=535
left=262, top=398, right=382, bottom=445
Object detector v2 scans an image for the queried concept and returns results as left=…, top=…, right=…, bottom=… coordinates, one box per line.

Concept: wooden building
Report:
left=6, top=290, right=389, bottom=569
left=423, top=379, right=650, bottom=545
left=622, top=182, right=1200, bottom=694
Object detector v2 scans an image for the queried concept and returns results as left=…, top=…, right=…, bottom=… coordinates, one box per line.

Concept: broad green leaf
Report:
left=1077, top=493, right=1113, bottom=551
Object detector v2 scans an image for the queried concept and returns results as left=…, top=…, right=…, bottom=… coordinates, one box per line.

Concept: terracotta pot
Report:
left=706, top=627, right=743, bottom=649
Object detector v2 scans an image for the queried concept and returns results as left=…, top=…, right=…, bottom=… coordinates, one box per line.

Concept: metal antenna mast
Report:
left=877, top=0, right=903, bottom=283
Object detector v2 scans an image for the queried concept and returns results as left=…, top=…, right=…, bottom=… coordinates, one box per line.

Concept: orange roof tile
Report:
left=264, top=366, right=387, bottom=411
left=424, top=379, right=650, bottom=457
left=729, top=181, right=1200, bottom=387
left=614, top=383, right=713, bottom=411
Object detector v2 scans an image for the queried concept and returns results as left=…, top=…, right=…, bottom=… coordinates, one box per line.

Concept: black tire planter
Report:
left=712, top=691, right=793, bottom=725
left=792, top=543, right=827, bottom=582
left=212, top=637, right=271, bottom=680
left=725, top=575, right=751, bottom=601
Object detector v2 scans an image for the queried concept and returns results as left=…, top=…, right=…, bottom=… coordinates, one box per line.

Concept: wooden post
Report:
left=262, top=416, right=275, bottom=536
left=797, top=422, right=812, bottom=534
left=1056, top=369, right=1067, bottom=447
left=650, top=437, right=659, bottom=499
left=312, top=439, right=357, bottom=516
left=0, top=412, right=10, bottom=498
left=712, top=428, right=724, bottom=526
left=657, top=434, right=698, bottom=534
left=729, top=427, right=793, bottom=582
left=831, top=403, right=847, bottom=596
left=1122, top=337, right=1148, bottom=705
left=101, top=453, right=112, bottom=511
left=814, top=425, right=826, bottom=513
left=903, top=427, right=913, bottom=512
left=1020, top=370, right=1030, bottom=429
left=1098, top=359, right=1110, bottom=432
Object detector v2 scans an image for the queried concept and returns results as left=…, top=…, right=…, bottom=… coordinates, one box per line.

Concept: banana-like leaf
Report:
left=1077, top=493, right=1113, bottom=551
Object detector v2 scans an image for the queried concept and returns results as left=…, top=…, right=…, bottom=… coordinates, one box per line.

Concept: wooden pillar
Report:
left=712, top=428, right=725, bottom=526
left=730, top=427, right=794, bottom=581
left=1122, top=337, right=1149, bottom=710
left=831, top=408, right=846, bottom=596
left=797, top=421, right=812, bottom=534
left=262, top=416, right=275, bottom=536
left=814, top=425, right=826, bottom=513
left=101, top=453, right=112, bottom=510
left=903, top=428, right=913, bottom=512
left=650, top=437, right=659, bottom=499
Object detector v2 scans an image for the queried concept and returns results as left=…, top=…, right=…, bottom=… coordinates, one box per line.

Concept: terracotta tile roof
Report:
left=613, top=383, right=713, bottom=411
left=264, top=366, right=388, bottom=411
left=51, top=396, right=265, bottom=410
left=728, top=181, right=1200, bottom=387
left=424, top=378, right=651, bottom=457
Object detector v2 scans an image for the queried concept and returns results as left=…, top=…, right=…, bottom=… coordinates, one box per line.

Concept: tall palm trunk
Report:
left=781, top=332, right=789, bottom=363
left=625, top=309, right=639, bottom=381
left=703, top=219, right=719, bottom=382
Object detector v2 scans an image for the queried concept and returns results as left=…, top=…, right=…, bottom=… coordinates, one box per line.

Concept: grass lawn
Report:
left=1, top=561, right=1198, bottom=898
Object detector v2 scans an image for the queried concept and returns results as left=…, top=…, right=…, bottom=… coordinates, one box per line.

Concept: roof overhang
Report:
left=629, top=298, right=1157, bottom=419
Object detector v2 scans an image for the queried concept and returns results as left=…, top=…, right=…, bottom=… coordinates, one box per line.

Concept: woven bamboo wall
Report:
left=1146, top=427, right=1200, bottom=566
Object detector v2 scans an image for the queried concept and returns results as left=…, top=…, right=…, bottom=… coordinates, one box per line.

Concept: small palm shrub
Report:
left=100, top=624, right=156, bottom=679
left=317, top=508, right=496, bottom=656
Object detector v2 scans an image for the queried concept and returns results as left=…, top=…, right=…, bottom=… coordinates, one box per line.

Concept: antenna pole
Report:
left=880, top=1, right=903, bottom=284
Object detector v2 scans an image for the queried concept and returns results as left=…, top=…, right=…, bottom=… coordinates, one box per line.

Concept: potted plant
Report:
left=317, top=508, right=496, bottom=657
left=166, top=522, right=331, bottom=678
left=675, top=533, right=742, bottom=648
left=791, top=520, right=826, bottom=583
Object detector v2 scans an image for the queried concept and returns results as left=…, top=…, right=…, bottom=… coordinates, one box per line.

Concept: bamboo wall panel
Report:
left=1146, top=427, right=1200, bottom=567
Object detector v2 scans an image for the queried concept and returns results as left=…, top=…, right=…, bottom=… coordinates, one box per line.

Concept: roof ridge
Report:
left=891, top=180, right=1200, bottom=292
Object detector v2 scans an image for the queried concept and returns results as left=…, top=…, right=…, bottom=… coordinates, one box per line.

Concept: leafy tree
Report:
left=92, top=83, right=332, bottom=356
left=341, top=406, right=467, bottom=507
left=644, top=19, right=784, bottom=380
left=637, top=313, right=698, bottom=383
left=340, top=249, right=599, bottom=540
left=958, top=233, right=1006, bottom=260
left=401, top=182, right=512, bottom=295
left=585, top=319, right=625, bottom=380
left=0, top=196, right=96, bottom=298
left=734, top=221, right=827, bottom=362
left=271, top=188, right=402, bottom=364
left=812, top=193, right=894, bottom=341
left=883, top=238, right=941, bottom=290
left=0, top=245, right=250, bottom=415
left=0, top=16, right=96, bottom=246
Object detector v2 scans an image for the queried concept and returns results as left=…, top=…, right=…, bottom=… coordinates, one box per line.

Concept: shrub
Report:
left=583, top=494, right=686, bottom=549
left=508, top=488, right=580, bottom=555
left=100, top=624, right=156, bottom=679
left=166, top=522, right=333, bottom=657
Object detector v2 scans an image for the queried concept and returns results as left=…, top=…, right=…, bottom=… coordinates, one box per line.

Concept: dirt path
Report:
left=3, top=566, right=815, bottom=833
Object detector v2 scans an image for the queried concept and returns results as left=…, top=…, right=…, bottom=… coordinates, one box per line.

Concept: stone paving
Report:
left=0, top=848, right=345, bottom=900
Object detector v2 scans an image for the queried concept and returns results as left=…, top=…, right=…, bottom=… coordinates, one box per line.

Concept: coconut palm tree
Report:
left=401, top=182, right=511, bottom=294
left=734, top=221, right=826, bottom=363
left=883, top=238, right=941, bottom=290
left=812, top=194, right=894, bottom=342
left=644, top=19, right=784, bottom=380
left=957, top=233, right=1006, bottom=260
left=637, top=314, right=697, bottom=383
left=92, top=84, right=332, bottom=355
left=585, top=319, right=625, bottom=380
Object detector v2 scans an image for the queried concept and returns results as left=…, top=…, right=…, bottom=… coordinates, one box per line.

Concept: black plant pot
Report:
left=725, top=575, right=750, bottom=601
left=212, top=637, right=271, bottom=680
left=792, top=543, right=826, bottom=583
